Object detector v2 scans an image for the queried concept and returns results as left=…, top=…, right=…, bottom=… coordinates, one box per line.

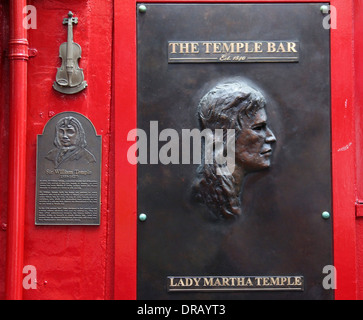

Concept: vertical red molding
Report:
left=331, top=0, right=357, bottom=300
left=113, top=0, right=357, bottom=300
left=114, top=0, right=137, bottom=299
left=5, top=0, right=28, bottom=300
left=354, top=0, right=363, bottom=299
left=355, top=0, right=363, bottom=198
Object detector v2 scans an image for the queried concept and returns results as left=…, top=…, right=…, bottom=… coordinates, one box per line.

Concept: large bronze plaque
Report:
left=35, top=112, right=101, bottom=225
left=137, top=3, right=332, bottom=299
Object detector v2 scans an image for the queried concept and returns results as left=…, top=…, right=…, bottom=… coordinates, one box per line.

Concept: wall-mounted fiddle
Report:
left=53, top=11, right=87, bottom=95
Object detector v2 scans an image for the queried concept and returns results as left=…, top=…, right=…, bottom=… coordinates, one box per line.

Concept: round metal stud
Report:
left=139, top=213, right=147, bottom=222
left=139, top=5, right=147, bottom=13
left=320, top=5, right=329, bottom=14
left=322, top=211, right=330, bottom=220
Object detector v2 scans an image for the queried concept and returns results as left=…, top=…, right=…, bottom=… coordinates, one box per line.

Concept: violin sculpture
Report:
left=53, top=11, right=87, bottom=94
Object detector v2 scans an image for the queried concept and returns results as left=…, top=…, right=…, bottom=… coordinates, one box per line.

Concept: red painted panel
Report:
left=355, top=0, right=363, bottom=300
left=114, top=0, right=358, bottom=300
left=113, top=0, right=138, bottom=300
left=356, top=0, right=363, bottom=200
left=330, top=0, right=357, bottom=300
left=22, top=0, right=113, bottom=299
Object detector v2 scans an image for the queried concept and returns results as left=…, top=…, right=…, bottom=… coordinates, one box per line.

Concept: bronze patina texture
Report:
left=35, top=112, right=101, bottom=225
left=137, top=3, right=332, bottom=299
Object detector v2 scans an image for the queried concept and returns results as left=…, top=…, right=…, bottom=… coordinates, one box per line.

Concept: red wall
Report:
left=0, top=0, right=362, bottom=300
left=19, top=0, right=113, bottom=299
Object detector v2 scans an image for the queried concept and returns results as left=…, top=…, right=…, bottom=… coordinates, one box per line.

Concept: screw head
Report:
left=320, top=5, right=329, bottom=14
left=139, top=5, right=147, bottom=13
left=139, top=213, right=147, bottom=222
left=322, top=211, right=330, bottom=220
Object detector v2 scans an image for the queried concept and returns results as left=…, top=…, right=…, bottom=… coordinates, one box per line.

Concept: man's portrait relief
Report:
left=45, top=116, right=96, bottom=168
left=192, top=80, right=276, bottom=220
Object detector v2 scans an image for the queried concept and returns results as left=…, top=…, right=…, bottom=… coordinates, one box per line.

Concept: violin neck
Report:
left=66, top=20, right=75, bottom=72
left=64, top=13, right=77, bottom=44
left=67, top=21, right=74, bottom=44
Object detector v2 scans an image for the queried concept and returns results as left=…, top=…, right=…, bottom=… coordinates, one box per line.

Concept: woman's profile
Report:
left=192, top=80, right=276, bottom=220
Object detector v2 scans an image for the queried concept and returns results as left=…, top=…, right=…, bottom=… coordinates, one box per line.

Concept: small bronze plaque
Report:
left=167, top=276, right=304, bottom=292
left=35, top=112, right=101, bottom=225
left=168, top=41, right=300, bottom=63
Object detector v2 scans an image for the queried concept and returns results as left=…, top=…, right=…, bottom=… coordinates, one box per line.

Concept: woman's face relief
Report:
left=235, top=108, right=276, bottom=173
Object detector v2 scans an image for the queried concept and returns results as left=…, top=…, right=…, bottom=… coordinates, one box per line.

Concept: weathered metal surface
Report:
left=137, top=3, right=332, bottom=299
left=35, top=112, right=101, bottom=225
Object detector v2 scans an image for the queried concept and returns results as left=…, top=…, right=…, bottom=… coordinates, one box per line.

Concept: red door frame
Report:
left=114, top=0, right=356, bottom=300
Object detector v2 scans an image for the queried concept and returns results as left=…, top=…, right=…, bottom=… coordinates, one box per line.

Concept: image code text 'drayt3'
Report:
left=53, top=11, right=88, bottom=95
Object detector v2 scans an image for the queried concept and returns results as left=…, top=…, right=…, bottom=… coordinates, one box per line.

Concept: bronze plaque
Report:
left=137, top=3, right=332, bottom=299
left=35, top=112, right=101, bottom=225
